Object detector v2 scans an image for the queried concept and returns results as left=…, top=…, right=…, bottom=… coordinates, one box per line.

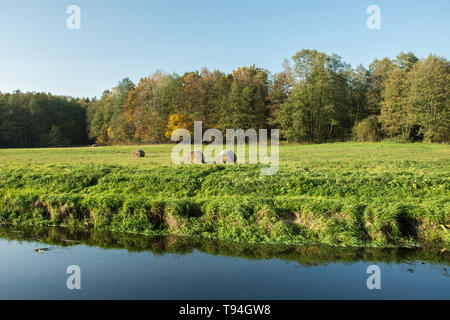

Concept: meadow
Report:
left=0, top=143, right=448, bottom=247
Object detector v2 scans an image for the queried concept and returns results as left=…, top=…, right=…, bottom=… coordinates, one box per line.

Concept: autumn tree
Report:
left=87, top=78, right=135, bottom=144
left=2, top=49, right=440, bottom=149
left=165, top=114, right=192, bottom=139
left=117, top=72, right=179, bottom=144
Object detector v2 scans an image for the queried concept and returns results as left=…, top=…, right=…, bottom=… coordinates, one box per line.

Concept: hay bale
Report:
left=215, top=150, right=236, bottom=164
left=186, top=150, right=205, bottom=164
left=131, top=150, right=145, bottom=158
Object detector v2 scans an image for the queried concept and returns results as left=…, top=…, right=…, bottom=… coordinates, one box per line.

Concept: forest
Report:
left=0, top=49, right=448, bottom=148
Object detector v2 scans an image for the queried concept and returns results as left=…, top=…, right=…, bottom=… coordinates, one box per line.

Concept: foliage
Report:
left=276, top=50, right=352, bottom=143
left=165, top=114, right=192, bottom=139
left=352, top=115, right=382, bottom=142
left=379, top=54, right=417, bottom=140
left=1, top=50, right=448, bottom=147
left=408, top=55, right=450, bottom=142
left=0, top=92, right=89, bottom=147
left=379, top=53, right=449, bottom=143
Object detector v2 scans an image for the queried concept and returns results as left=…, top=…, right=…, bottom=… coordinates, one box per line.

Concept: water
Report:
left=0, top=226, right=448, bottom=299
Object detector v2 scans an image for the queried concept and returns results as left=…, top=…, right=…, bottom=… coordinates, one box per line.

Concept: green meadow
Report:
left=0, top=143, right=448, bottom=247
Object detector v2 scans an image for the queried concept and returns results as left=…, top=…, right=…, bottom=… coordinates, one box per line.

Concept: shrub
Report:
left=352, top=115, right=382, bottom=142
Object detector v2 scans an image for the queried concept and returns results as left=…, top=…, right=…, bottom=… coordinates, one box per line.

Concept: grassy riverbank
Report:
left=0, top=143, right=448, bottom=247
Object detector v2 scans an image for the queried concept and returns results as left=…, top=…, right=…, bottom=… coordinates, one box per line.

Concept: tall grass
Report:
left=0, top=143, right=448, bottom=247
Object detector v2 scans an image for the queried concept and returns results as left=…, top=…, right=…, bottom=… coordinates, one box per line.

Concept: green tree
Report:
left=0, top=92, right=88, bottom=147
left=379, top=67, right=413, bottom=140
left=349, top=64, right=370, bottom=123
left=276, top=49, right=351, bottom=142
left=47, top=125, right=66, bottom=146
left=366, top=57, right=393, bottom=115
left=267, top=70, right=292, bottom=127
left=87, top=78, right=135, bottom=143
left=352, top=115, right=381, bottom=142
left=409, top=55, right=449, bottom=142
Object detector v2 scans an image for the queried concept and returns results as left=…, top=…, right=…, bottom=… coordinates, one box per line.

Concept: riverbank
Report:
left=0, top=143, right=448, bottom=247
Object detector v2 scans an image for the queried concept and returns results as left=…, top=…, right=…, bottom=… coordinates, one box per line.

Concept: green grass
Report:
left=0, top=142, right=449, bottom=247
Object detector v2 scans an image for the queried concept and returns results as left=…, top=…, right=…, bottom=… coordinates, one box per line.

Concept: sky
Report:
left=0, top=0, right=449, bottom=98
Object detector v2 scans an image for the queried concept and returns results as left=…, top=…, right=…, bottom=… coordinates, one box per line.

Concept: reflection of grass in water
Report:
left=1, top=225, right=448, bottom=266
left=0, top=143, right=448, bottom=247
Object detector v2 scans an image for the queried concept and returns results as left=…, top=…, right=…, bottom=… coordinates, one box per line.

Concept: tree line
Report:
left=0, top=92, right=89, bottom=148
left=1, top=49, right=448, bottom=148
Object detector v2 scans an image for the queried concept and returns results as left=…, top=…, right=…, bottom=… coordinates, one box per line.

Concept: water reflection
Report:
left=1, top=225, right=448, bottom=267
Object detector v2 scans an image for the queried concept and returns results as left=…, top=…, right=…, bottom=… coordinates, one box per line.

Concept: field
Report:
left=0, top=143, right=449, bottom=247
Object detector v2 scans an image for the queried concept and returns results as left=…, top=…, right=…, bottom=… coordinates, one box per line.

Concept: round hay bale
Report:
left=215, top=150, right=236, bottom=164
left=186, top=150, right=205, bottom=164
left=131, top=150, right=145, bottom=158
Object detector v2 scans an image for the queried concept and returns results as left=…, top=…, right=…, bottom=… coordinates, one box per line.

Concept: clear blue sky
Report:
left=1, top=0, right=449, bottom=98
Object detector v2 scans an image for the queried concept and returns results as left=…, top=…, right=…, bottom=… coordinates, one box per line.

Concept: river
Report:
left=0, top=226, right=448, bottom=299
